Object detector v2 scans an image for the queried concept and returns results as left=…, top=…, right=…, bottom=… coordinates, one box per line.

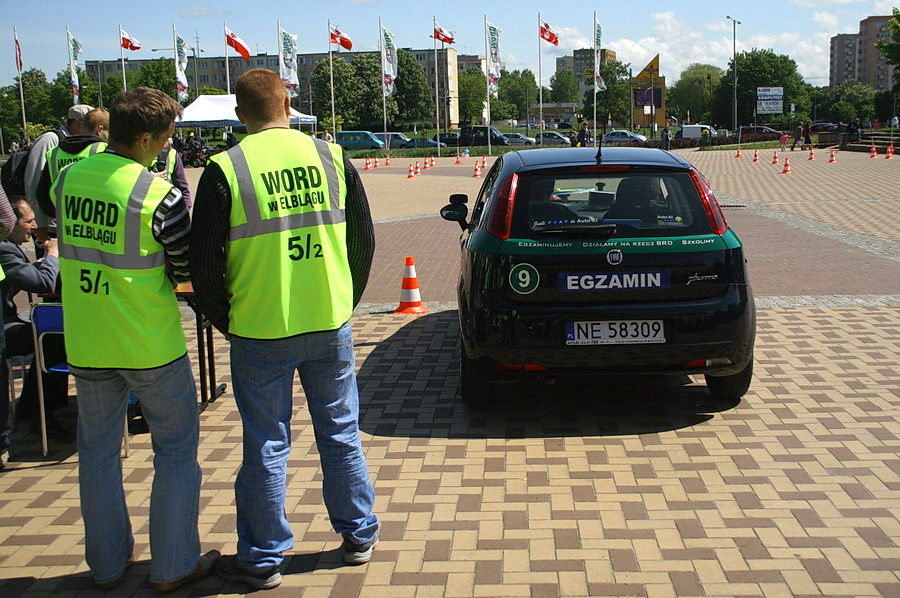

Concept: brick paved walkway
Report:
left=0, top=148, right=897, bottom=597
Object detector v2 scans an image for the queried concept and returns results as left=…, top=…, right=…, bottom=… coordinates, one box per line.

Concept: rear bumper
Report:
left=461, top=284, right=756, bottom=378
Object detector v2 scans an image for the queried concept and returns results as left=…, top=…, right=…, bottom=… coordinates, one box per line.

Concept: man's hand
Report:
left=44, top=237, right=59, bottom=258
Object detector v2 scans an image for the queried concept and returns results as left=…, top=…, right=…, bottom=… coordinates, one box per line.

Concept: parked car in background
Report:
left=459, top=126, right=510, bottom=146
left=335, top=131, right=384, bottom=151
left=735, top=126, right=781, bottom=137
left=811, top=122, right=840, bottom=133
left=406, top=137, right=447, bottom=148
left=535, top=131, right=572, bottom=146
left=675, top=125, right=717, bottom=140
left=374, top=132, right=413, bottom=150
left=434, top=131, right=460, bottom=144
left=505, top=132, right=536, bottom=145
left=439, top=146, right=756, bottom=407
left=603, top=130, right=648, bottom=143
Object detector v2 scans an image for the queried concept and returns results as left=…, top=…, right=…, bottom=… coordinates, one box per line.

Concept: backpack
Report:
left=1, top=129, right=64, bottom=197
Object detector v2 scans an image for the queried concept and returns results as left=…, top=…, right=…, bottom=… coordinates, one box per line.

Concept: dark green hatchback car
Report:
left=441, top=146, right=756, bottom=406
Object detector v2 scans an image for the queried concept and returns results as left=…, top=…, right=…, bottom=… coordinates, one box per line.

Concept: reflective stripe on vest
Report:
left=47, top=141, right=106, bottom=182
left=226, top=139, right=345, bottom=241
left=53, top=167, right=165, bottom=270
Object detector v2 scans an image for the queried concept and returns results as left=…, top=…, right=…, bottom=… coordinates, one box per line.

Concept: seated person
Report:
left=0, top=195, right=70, bottom=439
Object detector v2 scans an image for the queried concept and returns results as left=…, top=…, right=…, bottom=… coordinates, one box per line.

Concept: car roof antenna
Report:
left=595, top=139, right=602, bottom=162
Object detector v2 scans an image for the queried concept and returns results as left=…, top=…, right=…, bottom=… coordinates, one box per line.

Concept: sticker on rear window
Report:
left=559, top=271, right=671, bottom=291
left=509, top=263, right=540, bottom=294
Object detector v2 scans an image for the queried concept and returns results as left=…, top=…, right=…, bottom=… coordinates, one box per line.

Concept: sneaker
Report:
left=215, top=554, right=282, bottom=590
left=342, top=532, right=379, bottom=565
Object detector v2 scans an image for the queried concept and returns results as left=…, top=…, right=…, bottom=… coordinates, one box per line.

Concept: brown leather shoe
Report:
left=153, top=549, right=220, bottom=592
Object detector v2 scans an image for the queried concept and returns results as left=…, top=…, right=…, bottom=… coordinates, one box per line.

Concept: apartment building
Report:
left=829, top=15, right=895, bottom=91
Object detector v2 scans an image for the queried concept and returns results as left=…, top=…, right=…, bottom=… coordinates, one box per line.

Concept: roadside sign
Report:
left=757, top=87, right=783, bottom=115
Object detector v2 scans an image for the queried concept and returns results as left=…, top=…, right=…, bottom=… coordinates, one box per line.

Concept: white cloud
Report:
left=789, top=0, right=860, bottom=7
left=812, top=11, right=840, bottom=30
left=179, top=5, right=213, bottom=18
left=871, top=0, right=897, bottom=14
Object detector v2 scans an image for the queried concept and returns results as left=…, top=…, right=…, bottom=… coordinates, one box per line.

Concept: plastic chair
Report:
left=30, top=303, right=129, bottom=457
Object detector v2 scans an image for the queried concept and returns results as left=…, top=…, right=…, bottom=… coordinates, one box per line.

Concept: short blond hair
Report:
left=235, top=69, right=288, bottom=123
left=83, top=107, right=109, bottom=135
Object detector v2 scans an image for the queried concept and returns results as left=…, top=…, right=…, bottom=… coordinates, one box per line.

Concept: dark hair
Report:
left=108, top=87, right=183, bottom=145
left=9, top=194, right=30, bottom=219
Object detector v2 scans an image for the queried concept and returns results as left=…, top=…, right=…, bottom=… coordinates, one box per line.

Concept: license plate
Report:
left=566, top=320, right=665, bottom=345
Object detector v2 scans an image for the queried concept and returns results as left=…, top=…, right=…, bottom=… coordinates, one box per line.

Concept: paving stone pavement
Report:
left=0, top=148, right=897, bottom=597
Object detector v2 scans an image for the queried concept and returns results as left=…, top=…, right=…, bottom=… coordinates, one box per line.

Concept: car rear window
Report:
left=509, top=171, right=712, bottom=239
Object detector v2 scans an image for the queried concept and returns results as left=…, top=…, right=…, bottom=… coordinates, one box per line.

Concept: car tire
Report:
left=704, top=357, right=753, bottom=402
left=460, top=343, right=489, bottom=408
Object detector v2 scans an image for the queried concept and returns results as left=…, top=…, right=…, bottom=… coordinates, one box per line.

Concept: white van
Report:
left=678, top=124, right=718, bottom=139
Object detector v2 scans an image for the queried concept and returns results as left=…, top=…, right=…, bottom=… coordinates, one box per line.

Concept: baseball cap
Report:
left=67, top=104, right=94, bottom=120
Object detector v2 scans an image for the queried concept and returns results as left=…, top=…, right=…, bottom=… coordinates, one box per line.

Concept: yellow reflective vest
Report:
left=50, top=152, right=186, bottom=369
left=209, top=128, right=352, bottom=339
left=46, top=141, right=107, bottom=183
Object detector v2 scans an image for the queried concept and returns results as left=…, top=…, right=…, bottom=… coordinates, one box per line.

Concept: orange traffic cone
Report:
left=828, top=149, right=836, bottom=163
left=481, top=155, right=487, bottom=168
left=394, top=256, right=427, bottom=314
left=472, top=162, right=481, bottom=178
left=752, top=149, right=759, bottom=162
left=808, top=147, right=815, bottom=160
left=870, top=143, right=877, bottom=158
left=363, top=157, right=373, bottom=171
left=771, top=150, right=779, bottom=165
left=423, top=157, right=431, bottom=170
left=407, top=163, right=415, bottom=178
left=886, top=144, right=894, bottom=159
left=373, top=156, right=380, bottom=168
left=454, top=153, right=462, bottom=165
left=414, top=161, right=422, bottom=176
left=735, top=147, right=743, bottom=158
left=781, top=156, right=792, bottom=174
left=430, top=155, right=436, bottom=168
left=385, top=155, right=392, bottom=166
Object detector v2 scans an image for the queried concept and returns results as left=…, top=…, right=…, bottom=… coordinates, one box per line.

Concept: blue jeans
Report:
left=230, top=322, right=378, bottom=570
left=71, top=354, right=202, bottom=585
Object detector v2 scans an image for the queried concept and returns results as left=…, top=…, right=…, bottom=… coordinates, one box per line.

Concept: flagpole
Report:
left=172, top=23, right=179, bottom=99
left=538, top=13, right=543, bottom=137
left=118, top=25, right=127, bottom=91
left=379, top=19, right=388, bottom=155
left=433, top=17, right=441, bottom=157
left=15, top=27, right=28, bottom=141
left=328, top=21, right=336, bottom=134
left=224, top=22, right=231, bottom=94
left=592, top=13, right=597, bottom=145
left=484, top=16, right=491, bottom=156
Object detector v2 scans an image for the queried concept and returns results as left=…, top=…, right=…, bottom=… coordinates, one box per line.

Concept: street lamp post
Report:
left=726, top=16, right=740, bottom=133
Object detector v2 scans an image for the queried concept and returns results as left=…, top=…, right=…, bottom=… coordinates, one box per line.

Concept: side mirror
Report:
left=448, top=193, right=468, bottom=205
left=440, top=203, right=469, bottom=230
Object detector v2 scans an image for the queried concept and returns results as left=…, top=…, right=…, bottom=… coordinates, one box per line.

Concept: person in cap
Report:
left=190, top=68, right=378, bottom=590
left=50, top=87, right=218, bottom=591
left=24, top=104, right=93, bottom=249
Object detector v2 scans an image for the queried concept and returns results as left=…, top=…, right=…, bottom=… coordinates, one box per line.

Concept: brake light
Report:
left=689, top=169, right=728, bottom=235
left=486, top=173, right=519, bottom=240
left=579, top=165, right=630, bottom=172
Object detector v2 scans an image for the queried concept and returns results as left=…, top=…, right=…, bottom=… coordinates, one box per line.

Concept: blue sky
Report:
left=2, top=0, right=896, bottom=90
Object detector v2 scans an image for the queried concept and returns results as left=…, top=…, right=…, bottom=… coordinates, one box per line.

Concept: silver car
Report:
left=505, top=132, right=536, bottom=145
left=535, top=131, right=572, bottom=146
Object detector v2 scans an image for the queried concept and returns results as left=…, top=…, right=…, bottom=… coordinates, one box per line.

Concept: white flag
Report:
left=278, top=26, right=299, bottom=98
left=381, top=24, right=397, bottom=96
left=593, top=19, right=606, bottom=92
left=485, top=21, right=502, bottom=95
left=174, top=28, right=190, bottom=102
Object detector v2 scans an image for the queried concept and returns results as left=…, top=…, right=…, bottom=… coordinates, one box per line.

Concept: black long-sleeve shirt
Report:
left=189, top=155, right=375, bottom=335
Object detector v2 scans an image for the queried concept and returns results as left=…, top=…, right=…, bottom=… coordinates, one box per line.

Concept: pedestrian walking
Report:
left=191, top=69, right=379, bottom=591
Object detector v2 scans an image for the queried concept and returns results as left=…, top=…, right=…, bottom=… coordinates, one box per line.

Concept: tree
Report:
left=132, top=59, right=177, bottom=99
left=197, top=86, right=227, bottom=96
left=497, top=69, right=538, bottom=123
left=581, top=60, right=631, bottom=130
left=457, top=67, right=485, bottom=125
left=549, top=70, right=578, bottom=103
left=351, top=53, right=398, bottom=129
left=310, top=56, right=360, bottom=131
left=394, top=49, right=432, bottom=125
left=711, top=49, right=808, bottom=129
left=829, top=79, right=876, bottom=120
left=875, top=8, right=900, bottom=92
left=49, top=67, right=100, bottom=118
left=667, top=64, right=723, bottom=123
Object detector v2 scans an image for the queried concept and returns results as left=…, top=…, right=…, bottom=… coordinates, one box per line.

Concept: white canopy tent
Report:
left=177, top=94, right=316, bottom=128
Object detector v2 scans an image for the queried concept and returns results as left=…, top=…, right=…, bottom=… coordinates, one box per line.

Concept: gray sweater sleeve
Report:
left=24, top=130, right=60, bottom=228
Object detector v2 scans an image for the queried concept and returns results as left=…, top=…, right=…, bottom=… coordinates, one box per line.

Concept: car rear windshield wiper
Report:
left=532, top=223, right=618, bottom=236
